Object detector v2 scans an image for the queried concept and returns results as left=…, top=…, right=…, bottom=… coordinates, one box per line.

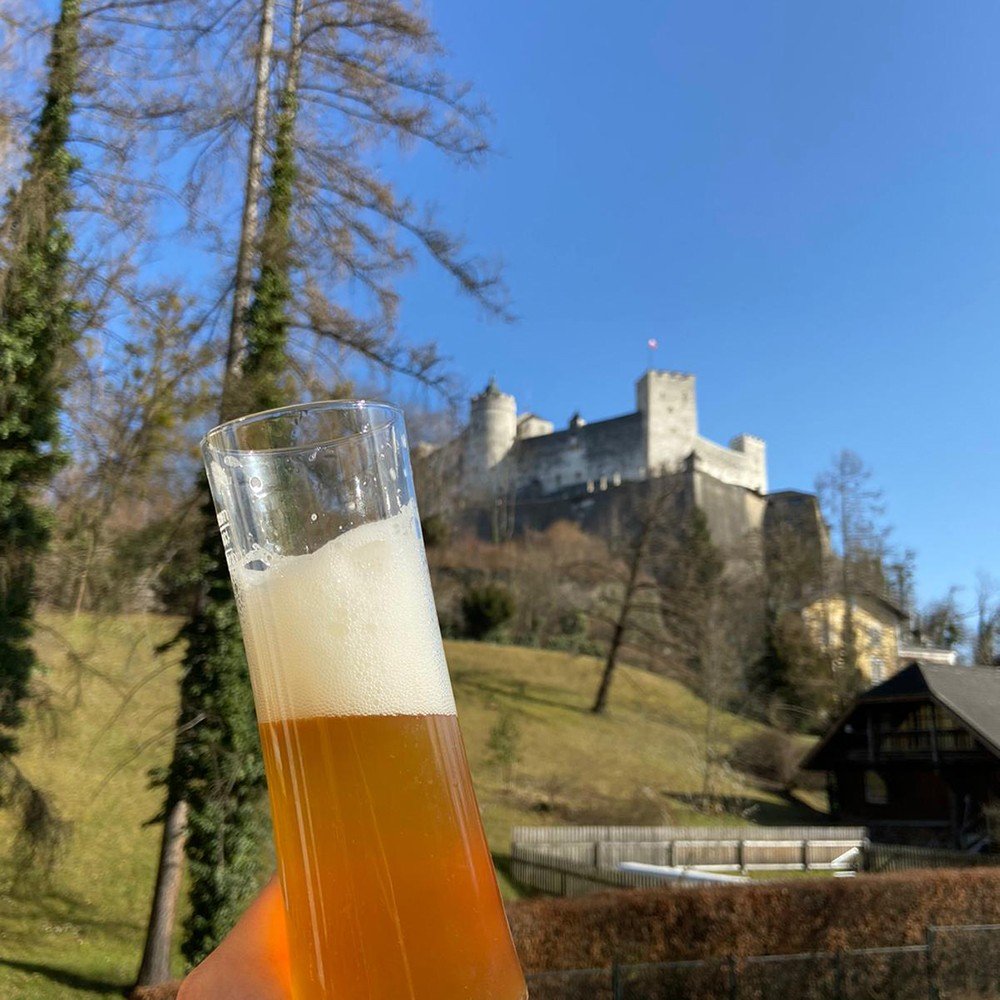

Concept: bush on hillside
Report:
left=570, top=785, right=671, bottom=826
left=420, top=513, right=450, bottom=548
left=729, top=730, right=806, bottom=790
left=461, top=583, right=515, bottom=640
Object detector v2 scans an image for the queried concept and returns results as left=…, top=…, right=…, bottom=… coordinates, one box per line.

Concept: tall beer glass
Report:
left=202, top=400, right=526, bottom=1000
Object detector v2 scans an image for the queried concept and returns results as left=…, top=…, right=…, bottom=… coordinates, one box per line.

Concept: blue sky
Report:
left=379, top=0, right=1000, bottom=608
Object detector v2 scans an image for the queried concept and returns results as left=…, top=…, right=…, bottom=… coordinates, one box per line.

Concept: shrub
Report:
left=460, top=583, right=515, bottom=640
left=729, top=730, right=806, bottom=789
left=507, top=869, right=1000, bottom=973
left=486, top=709, right=522, bottom=788
left=570, top=786, right=671, bottom=826
left=420, top=513, right=450, bottom=548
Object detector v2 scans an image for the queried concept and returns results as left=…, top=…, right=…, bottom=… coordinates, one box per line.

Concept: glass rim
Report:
left=201, top=398, right=404, bottom=458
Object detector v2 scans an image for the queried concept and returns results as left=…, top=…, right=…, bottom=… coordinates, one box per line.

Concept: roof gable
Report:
left=803, top=662, right=1000, bottom=769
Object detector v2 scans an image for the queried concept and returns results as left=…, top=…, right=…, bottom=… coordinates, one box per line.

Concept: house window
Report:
left=867, top=625, right=883, bottom=648
left=864, top=770, right=888, bottom=806
left=871, top=657, right=884, bottom=683
left=612, top=471, right=622, bottom=486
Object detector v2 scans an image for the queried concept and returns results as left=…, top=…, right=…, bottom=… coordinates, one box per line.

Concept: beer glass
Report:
left=202, top=400, right=527, bottom=1000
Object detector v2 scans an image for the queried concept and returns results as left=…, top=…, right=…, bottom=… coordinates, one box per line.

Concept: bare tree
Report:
left=43, top=290, right=214, bottom=615
left=573, top=475, right=680, bottom=715
left=919, top=587, right=967, bottom=652
left=974, top=572, right=999, bottom=666
left=816, top=450, right=891, bottom=672
left=223, top=0, right=276, bottom=393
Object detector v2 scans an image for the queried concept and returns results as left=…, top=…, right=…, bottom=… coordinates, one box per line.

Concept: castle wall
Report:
left=691, top=469, right=767, bottom=558
left=694, top=435, right=767, bottom=493
left=513, top=414, right=645, bottom=495
left=517, top=415, right=554, bottom=439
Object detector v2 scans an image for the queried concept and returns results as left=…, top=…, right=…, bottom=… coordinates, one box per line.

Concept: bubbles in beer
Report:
left=234, top=501, right=455, bottom=722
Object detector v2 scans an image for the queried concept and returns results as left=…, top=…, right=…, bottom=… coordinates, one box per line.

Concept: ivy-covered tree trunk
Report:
left=0, top=0, right=79, bottom=784
left=155, top=0, right=306, bottom=971
left=242, top=0, right=303, bottom=412
left=135, top=0, right=283, bottom=981
left=174, top=486, right=267, bottom=964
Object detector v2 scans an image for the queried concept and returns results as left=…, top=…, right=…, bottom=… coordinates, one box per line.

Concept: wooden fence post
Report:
left=611, top=961, right=622, bottom=1000
left=728, top=955, right=738, bottom=1000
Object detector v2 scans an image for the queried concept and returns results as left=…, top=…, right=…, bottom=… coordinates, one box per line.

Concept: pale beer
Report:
left=204, top=403, right=527, bottom=1000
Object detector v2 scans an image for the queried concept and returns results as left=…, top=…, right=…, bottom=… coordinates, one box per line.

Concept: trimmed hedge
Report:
left=507, top=868, right=1000, bottom=972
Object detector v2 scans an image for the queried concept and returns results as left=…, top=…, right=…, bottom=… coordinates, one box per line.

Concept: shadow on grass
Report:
left=451, top=672, right=588, bottom=716
left=0, top=957, right=125, bottom=995
left=664, top=790, right=830, bottom=826
left=0, top=884, right=140, bottom=937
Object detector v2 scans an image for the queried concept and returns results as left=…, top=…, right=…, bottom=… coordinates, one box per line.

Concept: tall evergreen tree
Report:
left=0, top=0, right=80, bottom=840
left=176, top=0, right=305, bottom=966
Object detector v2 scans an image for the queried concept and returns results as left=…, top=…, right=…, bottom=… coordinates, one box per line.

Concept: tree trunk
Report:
left=591, top=620, right=625, bottom=714
left=223, top=0, right=277, bottom=397
left=73, top=530, right=97, bottom=616
left=134, top=798, right=188, bottom=988
left=135, top=0, right=278, bottom=978
left=591, top=506, right=656, bottom=714
left=700, top=695, right=717, bottom=806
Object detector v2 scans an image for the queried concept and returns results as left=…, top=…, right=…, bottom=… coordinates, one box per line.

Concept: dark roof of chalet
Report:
left=803, top=661, right=1000, bottom=769
left=513, top=411, right=642, bottom=457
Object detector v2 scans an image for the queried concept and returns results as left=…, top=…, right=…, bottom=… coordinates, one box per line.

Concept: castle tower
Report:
left=729, top=434, right=768, bottom=493
left=465, top=377, right=517, bottom=482
left=636, top=370, right=698, bottom=475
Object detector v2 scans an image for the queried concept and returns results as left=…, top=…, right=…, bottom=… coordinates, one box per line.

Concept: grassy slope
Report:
left=0, top=614, right=823, bottom=999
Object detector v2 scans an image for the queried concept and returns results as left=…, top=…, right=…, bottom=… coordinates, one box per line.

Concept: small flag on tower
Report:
left=647, top=338, right=658, bottom=350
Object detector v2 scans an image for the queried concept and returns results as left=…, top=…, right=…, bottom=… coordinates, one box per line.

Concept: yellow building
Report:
left=802, top=593, right=907, bottom=685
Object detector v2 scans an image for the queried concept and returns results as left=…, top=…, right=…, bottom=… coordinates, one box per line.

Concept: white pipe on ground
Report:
left=618, top=862, right=751, bottom=884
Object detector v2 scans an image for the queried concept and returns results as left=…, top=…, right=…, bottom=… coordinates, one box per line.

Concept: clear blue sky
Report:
left=382, top=0, right=1000, bottom=608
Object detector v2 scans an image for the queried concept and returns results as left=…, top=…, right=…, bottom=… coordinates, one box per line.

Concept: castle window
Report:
left=586, top=480, right=595, bottom=493
left=612, top=472, right=621, bottom=486
left=599, top=476, right=608, bottom=491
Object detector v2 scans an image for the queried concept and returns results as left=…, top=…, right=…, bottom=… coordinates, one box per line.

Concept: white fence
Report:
left=510, top=825, right=868, bottom=883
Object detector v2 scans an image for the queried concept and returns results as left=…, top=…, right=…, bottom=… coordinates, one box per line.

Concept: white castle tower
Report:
left=464, top=377, right=517, bottom=483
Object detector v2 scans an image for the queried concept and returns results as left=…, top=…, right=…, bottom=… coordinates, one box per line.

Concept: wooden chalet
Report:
left=803, top=662, right=1000, bottom=846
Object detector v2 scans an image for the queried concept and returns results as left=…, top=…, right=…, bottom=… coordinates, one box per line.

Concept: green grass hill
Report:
left=0, top=612, right=823, bottom=999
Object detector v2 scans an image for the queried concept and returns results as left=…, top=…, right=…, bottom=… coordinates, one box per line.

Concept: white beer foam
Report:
left=234, top=502, right=456, bottom=722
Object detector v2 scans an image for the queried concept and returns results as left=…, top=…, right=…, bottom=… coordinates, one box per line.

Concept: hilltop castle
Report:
left=464, top=370, right=767, bottom=498
left=417, top=368, right=821, bottom=557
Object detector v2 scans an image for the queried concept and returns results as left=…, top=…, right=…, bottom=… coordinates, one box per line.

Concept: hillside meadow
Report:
left=0, top=612, right=822, bottom=999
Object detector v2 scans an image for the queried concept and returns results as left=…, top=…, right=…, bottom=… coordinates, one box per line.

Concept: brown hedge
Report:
left=507, top=868, right=1000, bottom=972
